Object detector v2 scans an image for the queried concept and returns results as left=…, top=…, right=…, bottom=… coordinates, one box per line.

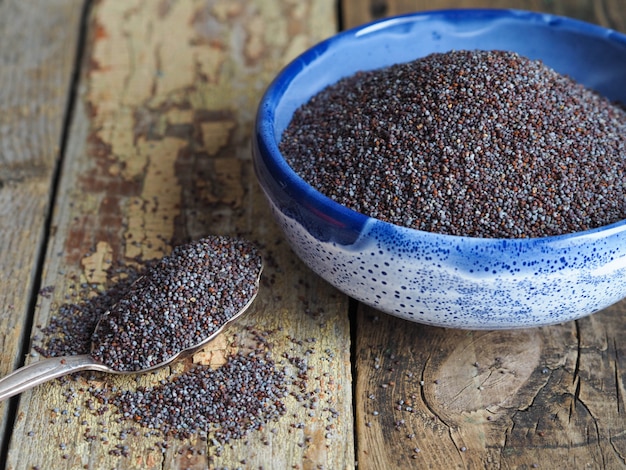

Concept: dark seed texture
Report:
left=280, top=50, right=626, bottom=238
left=106, top=348, right=287, bottom=442
left=90, top=236, right=262, bottom=371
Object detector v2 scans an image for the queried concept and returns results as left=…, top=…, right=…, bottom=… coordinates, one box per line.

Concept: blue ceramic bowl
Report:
left=253, top=9, right=626, bottom=329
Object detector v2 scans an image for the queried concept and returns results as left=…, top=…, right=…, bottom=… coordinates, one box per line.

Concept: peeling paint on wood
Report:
left=6, top=1, right=350, bottom=469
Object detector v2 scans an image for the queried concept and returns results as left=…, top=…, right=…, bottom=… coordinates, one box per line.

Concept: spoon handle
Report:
left=0, top=355, right=108, bottom=402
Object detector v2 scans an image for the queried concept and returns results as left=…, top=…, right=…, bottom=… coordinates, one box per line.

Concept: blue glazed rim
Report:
left=254, top=8, right=626, bottom=249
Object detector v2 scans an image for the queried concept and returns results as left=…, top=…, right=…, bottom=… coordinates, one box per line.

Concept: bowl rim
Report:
left=255, top=8, right=626, bottom=245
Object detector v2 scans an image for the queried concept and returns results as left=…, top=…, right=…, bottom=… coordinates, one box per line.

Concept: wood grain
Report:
left=6, top=1, right=352, bottom=469
left=354, top=302, right=626, bottom=469
left=341, top=0, right=611, bottom=28
left=344, top=1, right=626, bottom=469
left=0, top=0, right=83, bottom=451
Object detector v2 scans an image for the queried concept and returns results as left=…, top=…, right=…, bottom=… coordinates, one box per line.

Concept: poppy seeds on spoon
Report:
left=280, top=50, right=626, bottom=238
left=90, top=236, right=263, bottom=371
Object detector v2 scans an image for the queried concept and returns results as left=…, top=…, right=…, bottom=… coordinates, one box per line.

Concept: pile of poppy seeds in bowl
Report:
left=279, top=50, right=626, bottom=238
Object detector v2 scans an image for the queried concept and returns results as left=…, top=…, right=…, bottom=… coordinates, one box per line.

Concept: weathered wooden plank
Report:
left=341, top=0, right=603, bottom=28
left=344, top=1, right=626, bottom=469
left=596, top=0, right=626, bottom=32
left=0, top=0, right=83, bottom=451
left=355, top=303, right=626, bottom=469
left=5, top=1, right=353, bottom=469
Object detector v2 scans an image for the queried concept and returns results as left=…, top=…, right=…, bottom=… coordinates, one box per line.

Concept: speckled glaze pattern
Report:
left=253, top=9, right=626, bottom=329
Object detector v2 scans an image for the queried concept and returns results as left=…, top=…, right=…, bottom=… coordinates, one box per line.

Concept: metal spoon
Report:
left=0, top=271, right=261, bottom=402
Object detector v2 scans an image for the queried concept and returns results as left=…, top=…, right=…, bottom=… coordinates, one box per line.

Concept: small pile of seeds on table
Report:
left=29, top=274, right=339, bottom=463
left=90, top=236, right=262, bottom=371
left=105, top=348, right=288, bottom=442
left=280, top=50, right=626, bottom=238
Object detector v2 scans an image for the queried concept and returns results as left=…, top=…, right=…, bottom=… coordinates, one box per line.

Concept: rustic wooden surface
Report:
left=5, top=1, right=352, bottom=469
left=341, top=0, right=626, bottom=31
left=0, top=0, right=84, bottom=452
left=2, top=0, right=626, bottom=469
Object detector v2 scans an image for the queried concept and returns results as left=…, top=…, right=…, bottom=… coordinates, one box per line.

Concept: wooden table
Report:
left=1, top=0, right=625, bottom=468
